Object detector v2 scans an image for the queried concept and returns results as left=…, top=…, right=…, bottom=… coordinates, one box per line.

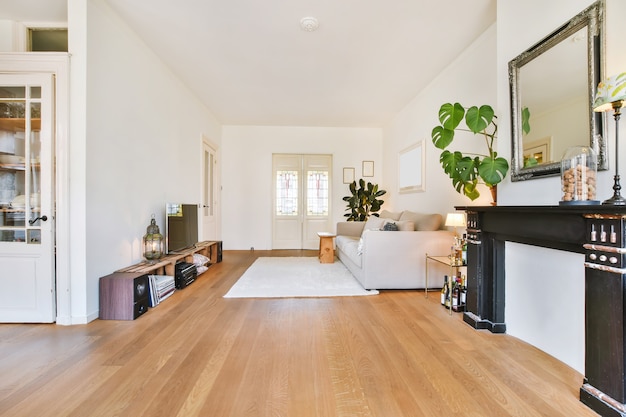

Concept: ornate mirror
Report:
left=509, top=1, right=605, bottom=181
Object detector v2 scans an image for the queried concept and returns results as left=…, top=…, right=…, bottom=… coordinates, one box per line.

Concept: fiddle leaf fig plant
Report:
left=431, top=102, right=509, bottom=201
left=343, top=179, right=386, bottom=221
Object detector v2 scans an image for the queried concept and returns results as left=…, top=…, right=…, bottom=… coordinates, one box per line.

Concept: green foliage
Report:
left=431, top=102, right=509, bottom=201
left=342, top=179, right=387, bottom=221
left=522, top=107, right=531, bottom=135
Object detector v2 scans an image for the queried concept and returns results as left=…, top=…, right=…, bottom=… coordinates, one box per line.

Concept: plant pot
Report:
left=489, top=185, right=497, bottom=206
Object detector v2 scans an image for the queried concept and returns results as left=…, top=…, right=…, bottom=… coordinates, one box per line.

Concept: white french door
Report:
left=0, top=73, right=55, bottom=322
left=272, top=154, right=332, bottom=249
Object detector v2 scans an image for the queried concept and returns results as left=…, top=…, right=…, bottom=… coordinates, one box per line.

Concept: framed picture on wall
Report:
left=362, top=161, right=374, bottom=177
left=343, top=167, right=355, bottom=184
left=523, top=136, right=553, bottom=166
left=398, top=141, right=425, bottom=193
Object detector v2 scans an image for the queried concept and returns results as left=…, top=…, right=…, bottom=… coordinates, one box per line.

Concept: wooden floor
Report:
left=0, top=250, right=598, bottom=417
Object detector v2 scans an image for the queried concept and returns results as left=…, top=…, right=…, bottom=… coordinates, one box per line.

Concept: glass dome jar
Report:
left=560, top=146, right=599, bottom=205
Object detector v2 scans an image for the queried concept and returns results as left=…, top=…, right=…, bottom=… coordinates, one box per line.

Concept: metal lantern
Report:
left=143, top=214, right=164, bottom=262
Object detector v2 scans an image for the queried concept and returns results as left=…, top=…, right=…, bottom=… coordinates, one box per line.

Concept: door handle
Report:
left=29, top=215, right=48, bottom=225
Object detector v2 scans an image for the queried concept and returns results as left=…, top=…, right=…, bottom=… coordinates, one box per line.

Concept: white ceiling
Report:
left=0, top=0, right=496, bottom=127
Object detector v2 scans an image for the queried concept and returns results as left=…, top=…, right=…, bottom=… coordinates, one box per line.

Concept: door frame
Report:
left=272, top=153, right=332, bottom=250
left=200, top=136, right=220, bottom=241
left=0, top=53, right=70, bottom=324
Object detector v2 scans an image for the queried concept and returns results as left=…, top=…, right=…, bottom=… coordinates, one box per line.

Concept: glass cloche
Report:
left=560, top=146, right=599, bottom=205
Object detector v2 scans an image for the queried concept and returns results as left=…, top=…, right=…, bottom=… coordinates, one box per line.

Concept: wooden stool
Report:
left=317, top=232, right=336, bottom=263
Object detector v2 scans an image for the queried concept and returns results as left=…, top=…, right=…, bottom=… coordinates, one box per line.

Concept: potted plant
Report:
left=431, top=102, right=509, bottom=201
left=343, top=179, right=386, bottom=221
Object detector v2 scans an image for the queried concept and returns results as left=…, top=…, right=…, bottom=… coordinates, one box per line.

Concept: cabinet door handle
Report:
left=29, top=215, right=48, bottom=225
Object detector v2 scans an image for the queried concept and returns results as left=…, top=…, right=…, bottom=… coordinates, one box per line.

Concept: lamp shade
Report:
left=445, top=212, right=466, bottom=228
left=593, top=72, right=626, bottom=112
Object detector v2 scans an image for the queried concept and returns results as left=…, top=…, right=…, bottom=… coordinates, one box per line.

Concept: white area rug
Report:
left=224, top=257, right=379, bottom=298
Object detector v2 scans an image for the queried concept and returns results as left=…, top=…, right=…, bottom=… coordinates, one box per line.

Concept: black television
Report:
left=165, top=203, right=199, bottom=254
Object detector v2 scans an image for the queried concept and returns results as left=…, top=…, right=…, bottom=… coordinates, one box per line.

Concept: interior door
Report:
left=0, top=73, right=55, bottom=323
left=272, top=154, right=332, bottom=249
left=201, top=140, right=218, bottom=241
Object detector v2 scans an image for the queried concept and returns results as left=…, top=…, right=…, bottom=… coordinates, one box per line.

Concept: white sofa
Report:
left=335, top=210, right=456, bottom=290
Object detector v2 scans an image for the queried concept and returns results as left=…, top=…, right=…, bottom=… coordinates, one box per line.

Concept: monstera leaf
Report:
left=431, top=102, right=507, bottom=201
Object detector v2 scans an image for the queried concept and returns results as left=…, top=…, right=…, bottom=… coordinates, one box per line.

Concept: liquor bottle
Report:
left=441, top=275, right=448, bottom=305
left=452, top=278, right=460, bottom=311
left=461, top=234, right=467, bottom=265
left=460, top=274, right=467, bottom=307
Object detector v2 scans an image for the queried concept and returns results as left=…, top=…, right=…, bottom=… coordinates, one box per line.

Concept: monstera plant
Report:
left=343, top=179, right=386, bottom=221
left=431, top=102, right=509, bottom=201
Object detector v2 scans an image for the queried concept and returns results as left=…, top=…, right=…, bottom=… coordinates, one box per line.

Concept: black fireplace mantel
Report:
left=456, top=204, right=626, bottom=417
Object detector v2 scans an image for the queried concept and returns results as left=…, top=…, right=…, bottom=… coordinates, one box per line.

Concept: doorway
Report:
left=0, top=73, right=55, bottom=322
left=272, top=154, right=332, bottom=249
left=201, top=139, right=219, bottom=241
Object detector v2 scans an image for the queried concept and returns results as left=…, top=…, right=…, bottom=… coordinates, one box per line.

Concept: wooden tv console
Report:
left=116, top=240, right=220, bottom=275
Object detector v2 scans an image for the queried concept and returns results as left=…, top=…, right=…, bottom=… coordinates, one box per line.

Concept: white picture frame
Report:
left=398, top=141, right=425, bottom=193
left=343, top=167, right=355, bottom=184
left=362, top=160, right=374, bottom=177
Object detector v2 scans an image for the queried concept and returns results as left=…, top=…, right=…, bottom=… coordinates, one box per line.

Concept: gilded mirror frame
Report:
left=509, top=1, right=606, bottom=181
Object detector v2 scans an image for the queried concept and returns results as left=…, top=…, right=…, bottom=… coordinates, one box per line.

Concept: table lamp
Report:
left=445, top=212, right=466, bottom=237
left=593, top=72, right=626, bottom=205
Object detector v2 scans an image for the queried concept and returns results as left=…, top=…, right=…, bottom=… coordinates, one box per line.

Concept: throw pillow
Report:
left=379, top=210, right=402, bottom=221
left=383, top=221, right=399, bottom=231
left=363, top=216, right=385, bottom=233
left=395, top=220, right=415, bottom=231
left=399, top=211, right=443, bottom=231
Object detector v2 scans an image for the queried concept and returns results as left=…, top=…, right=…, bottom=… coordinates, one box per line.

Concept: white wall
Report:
left=383, top=24, right=497, bottom=217
left=221, top=125, right=383, bottom=250
left=0, top=21, right=13, bottom=51
left=68, top=0, right=222, bottom=322
left=496, top=0, right=626, bottom=374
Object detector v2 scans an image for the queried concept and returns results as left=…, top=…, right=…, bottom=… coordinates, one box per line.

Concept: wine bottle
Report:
left=441, top=275, right=448, bottom=305
left=462, top=234, right=467, bottom=265
left=460, top=274, right=467, bottom=307
left=452, top=278, right=459, bottom=311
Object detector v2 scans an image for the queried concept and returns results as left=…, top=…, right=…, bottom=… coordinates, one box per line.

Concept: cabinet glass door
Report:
left=0, top=85, right=42, bottom=243
left=0, top=72, right=54, bottom=323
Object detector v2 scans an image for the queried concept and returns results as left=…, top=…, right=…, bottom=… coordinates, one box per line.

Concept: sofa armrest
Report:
left=336, top=221, right=365, bottom=238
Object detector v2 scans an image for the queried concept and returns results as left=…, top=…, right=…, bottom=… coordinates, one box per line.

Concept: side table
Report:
left=425, top=253, right=466, bottom=315
left=317, top=232, right=336, bottom=263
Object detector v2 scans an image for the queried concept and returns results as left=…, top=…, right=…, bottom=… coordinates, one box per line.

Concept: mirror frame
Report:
left=509, top=0, right=606, bottom=181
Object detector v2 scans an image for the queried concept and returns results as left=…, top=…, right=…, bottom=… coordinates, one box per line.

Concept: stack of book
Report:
left=148, top=275, right=176, bottom=307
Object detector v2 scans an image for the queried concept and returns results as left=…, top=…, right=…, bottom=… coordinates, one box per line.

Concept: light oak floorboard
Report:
left=0, top=250, right=597, bottom=416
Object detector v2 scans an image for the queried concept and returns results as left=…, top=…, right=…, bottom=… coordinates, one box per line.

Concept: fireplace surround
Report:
left=458, top=205, right=626, bottom=417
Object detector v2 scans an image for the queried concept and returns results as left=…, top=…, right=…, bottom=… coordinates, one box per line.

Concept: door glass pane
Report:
left=0, top=84, right=42, bottom=243
left=307, top=170, right=329, bottom=216
left=276, top=170, right=298, bottom=216
left=30, top=87, right=41, bottom=99
left=203, top=149, right=213, bottom=217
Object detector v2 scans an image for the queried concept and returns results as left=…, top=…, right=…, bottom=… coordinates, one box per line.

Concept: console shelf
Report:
left=116, top=241, right=219, bottom=276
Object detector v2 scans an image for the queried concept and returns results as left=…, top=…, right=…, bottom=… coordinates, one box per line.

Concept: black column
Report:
left=580, top=215, right=626, bottom=417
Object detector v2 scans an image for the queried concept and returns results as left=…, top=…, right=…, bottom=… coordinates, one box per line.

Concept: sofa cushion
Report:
left=399, top=211, right=443, bottom=231
left=363, top=216, right=386, bottom=233
left=396, top=220, right=415, bottom=231
left=335, top=235, right=361, bottom=267
left=379, top=210, right=402, bottom=221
